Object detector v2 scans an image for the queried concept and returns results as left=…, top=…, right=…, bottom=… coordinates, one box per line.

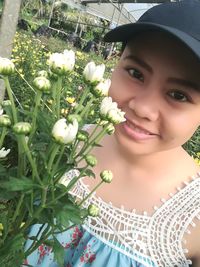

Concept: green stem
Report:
left=78, top=180, right=104, bottom=207
left=74, top=87, right=90, bottom=114
left=55, top=77, right=62, bottom=118
left=51, top=81, right=57, bottom=115
left=31, top=91, right=42, bottom=135
left=76, top=124, right=99, bottom=157
left=17, top=136, right=25, bottom=178
left=76, top=124, right=109, bottom=163
left=19, top=135, right=42, bottom=184
left=52, top=145, right=65, bottom=173
left=79, top=97, right=93, bottom=119
left=47, top=143, right=60, bottom=173
left=68, top=140, right=79, bottom=164
left=41, top=187, right=48, bottom=207
left=0, top=127, right=7, bottom=148
left=11, top=194, right=24, bottom=224
left=3, top=76, right=18, bottom=123
left=24, top=224, right=51, bottom=258
left=48, top=166, right=88, bottom=205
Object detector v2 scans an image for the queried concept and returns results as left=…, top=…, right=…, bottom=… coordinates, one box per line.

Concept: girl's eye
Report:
left=128, top=68, right=144, bottom=82
left=167, top=90, right=190, bottom=102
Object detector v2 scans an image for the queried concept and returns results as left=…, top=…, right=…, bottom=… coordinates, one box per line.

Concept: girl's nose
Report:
left=128, top=89, right=161, bottom=122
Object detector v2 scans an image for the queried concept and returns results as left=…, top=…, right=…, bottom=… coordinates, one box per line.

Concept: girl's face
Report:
left=109, top=32, right=200, bottom=155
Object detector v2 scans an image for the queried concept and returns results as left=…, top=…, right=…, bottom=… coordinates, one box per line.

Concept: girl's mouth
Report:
left=122, top=120, right=158, bottom=141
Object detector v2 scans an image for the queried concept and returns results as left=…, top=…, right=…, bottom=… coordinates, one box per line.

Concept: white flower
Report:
left=93, top=79, right=111, bottom=97
left=83, top=62, right=105, bottom=83
left=0, top=147, right=10, bottom=158
left=100, top=96, right=117, bottom=116
left=48, top=50, right=75, bottom=75
left=0, top=57, right=15, bottom=76
left=52, top=118, right=78, bottom=144
left=63, top=50, right=75, bottom=70
left=107, top=108, right=126, bottom=124
left=100, top=97, right=126, bottom=124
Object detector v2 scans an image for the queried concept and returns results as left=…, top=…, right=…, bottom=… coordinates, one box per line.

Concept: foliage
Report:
left=0, top=50, right=122, bottom=266
left=11, top=31, right=49, bottom=105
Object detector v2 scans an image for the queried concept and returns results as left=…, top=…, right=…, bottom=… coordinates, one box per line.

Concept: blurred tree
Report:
left=0, top=0, right=22, bottom=100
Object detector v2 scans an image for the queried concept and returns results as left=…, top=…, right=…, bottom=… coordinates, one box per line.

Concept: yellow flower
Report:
left=194, top=158, right=200, bottom=165
left=47, top=99, right=53, bottom=105
left=196, top=152, right=200, bottom=157
left=76, top=51, right=83, bottom=57
left=66, top=97, right=75, bottom=104
left=61, top=108, right=68, bottom=115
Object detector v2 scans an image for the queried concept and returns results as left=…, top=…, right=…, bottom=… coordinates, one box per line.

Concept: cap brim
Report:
left=104, top=22, right=200, bottom=61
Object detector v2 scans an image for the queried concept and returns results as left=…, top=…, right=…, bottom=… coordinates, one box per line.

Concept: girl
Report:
left=26, top=1, right=200, bottom=266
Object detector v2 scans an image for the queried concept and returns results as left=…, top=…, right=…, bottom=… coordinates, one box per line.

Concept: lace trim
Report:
left=62, top=170, right=200, bottom=267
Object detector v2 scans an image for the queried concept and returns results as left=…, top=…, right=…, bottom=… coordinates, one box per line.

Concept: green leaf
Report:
left=55, top=202, right=82, bottom=228
left=0, top=163, right=7, bottom=178
left=83, top=169, right=96, bottom=178
left=0, top=176, right=41, bottom=191
left=52, top=237, right=65, bottom=267
left=0, top=189, right=17, bottom=200
left=0, top=233, right=25, bottom=267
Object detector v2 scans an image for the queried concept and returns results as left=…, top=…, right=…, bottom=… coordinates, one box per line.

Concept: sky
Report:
left=124, top=3, right=158, bottom=20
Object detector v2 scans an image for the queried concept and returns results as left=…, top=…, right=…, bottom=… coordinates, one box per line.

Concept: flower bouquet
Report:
left=0, top=50, right=125, bottom=267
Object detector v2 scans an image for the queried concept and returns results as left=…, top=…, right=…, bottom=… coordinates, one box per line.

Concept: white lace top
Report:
left=62, top=169, right=200, bottom=267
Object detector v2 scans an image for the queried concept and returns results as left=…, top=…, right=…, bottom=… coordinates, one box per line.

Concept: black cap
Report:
left=104, top=0, right=200, bottom=60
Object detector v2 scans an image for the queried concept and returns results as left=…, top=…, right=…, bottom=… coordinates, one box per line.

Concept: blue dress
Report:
left=25, top=224, right=150, bottom=267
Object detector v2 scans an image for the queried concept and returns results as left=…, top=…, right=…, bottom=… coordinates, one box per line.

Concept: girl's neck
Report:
left=93, top=133, right=198, bottom=184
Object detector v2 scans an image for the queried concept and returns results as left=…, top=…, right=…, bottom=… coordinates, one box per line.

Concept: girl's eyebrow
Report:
left=123, top=55, right=153, bottom=73
left=123, top=55, right=200, bottom=92
left=167, top=78, right=200, bottom=92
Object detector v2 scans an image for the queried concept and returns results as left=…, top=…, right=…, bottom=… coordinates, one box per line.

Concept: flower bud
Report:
left=100, top=170, right=113, bottom=183
left=37, top=70, right=48, bottom=77
left=0, top=115, right=11, bottom=127
left=83, top=62, right=105, bottom=84
left=13, top=122, right=32, bottom=135
left=105, top=124, right=115, bottom=135
left=0, top=57, right=15, bottom=76
left=0, top=147, right=10, bottom=158
left=99, top=120, right=108, bottom=126
left=33, top=76, right=51, bottom=92
left=85, top=154, right=97, bottom=167
left=1, top=100, right=11, bottom=107
left=88, top=204, right=99, bottom=217
left=77, top=131, right=88, bottom=142
left=52, top=118, right=78, bottom=144
left=67, top=114, right=82, bottom=123
left=92, top=79, right=111, bottom=97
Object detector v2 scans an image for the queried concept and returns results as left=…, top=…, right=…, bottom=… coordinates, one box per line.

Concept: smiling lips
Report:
left=122, top=119, right=158, bottom=140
